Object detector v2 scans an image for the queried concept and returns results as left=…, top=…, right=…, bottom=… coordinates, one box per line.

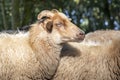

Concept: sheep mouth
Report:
left=62, top=36, right=85, bottom=43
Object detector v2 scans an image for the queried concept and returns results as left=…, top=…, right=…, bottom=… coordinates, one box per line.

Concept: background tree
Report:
left=0, top=0, right=120, bottom=33
left=11, top=0, right=20, bottom=30
left=1, top=0, right=8, bottom=30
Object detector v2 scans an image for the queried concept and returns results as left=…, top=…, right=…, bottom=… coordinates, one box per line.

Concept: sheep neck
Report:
left=29, top=34, right=62, bottom=79
left=31, top=36, right=62, bottom=58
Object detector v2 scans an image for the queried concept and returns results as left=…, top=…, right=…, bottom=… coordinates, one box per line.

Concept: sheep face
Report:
left=37, top=9, right=85, bottom=44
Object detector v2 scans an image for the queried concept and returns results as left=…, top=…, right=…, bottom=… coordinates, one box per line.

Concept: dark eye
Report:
left=55, top=22, right=63, bottom=27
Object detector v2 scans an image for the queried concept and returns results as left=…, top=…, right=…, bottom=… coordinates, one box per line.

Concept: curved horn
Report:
left=37, top=10, right=54, bottom=20
left=37, top=9, right=60, bottom=20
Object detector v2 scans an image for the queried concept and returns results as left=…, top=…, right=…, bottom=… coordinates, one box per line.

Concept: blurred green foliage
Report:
left=0, top=0, right=120, bottom=33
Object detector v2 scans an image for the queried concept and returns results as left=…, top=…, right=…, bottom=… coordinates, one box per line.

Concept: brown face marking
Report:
left=50, top=13, right=85, bottom=42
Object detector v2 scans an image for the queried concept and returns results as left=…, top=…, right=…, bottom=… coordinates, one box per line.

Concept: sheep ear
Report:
left=51, top=9, right=59, bottom=13
left=46, top=21, right=53, bottom=33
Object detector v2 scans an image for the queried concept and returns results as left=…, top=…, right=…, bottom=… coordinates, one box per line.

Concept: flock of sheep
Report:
left=0, top=9, right=120, bottom=80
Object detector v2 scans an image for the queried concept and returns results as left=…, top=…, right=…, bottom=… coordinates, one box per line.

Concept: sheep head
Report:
left=31, top=9, right=85, bottom=44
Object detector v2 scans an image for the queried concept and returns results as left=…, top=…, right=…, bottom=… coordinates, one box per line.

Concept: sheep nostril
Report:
left=79, top=32, right=85, bottom=35
left=76, top=32, right=85, bottom=40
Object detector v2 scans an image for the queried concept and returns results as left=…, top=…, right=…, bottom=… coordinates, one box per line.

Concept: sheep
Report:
left=0, top=9, right=85, bottom=80
left=52, top=30, right=120, bottom=80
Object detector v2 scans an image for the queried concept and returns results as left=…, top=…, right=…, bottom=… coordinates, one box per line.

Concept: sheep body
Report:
left=0, top=32, right=60, bottom=80
left=52, top=30, right=120, bottom=80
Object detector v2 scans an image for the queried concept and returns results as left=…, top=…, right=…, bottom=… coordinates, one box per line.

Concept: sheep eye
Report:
left=55, top=22, right=63, bottom=27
